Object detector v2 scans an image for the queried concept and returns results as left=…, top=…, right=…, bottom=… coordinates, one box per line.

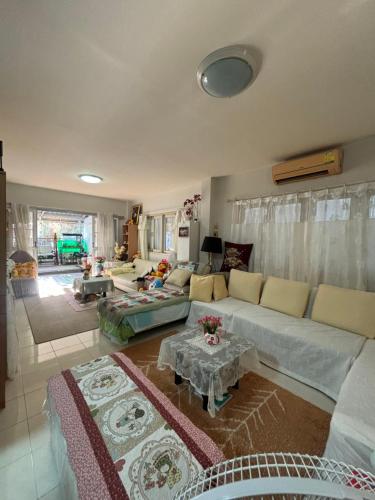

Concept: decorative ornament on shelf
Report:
left=183, top=193, right=202, bottom=222
left=198, top=315, right=223, bottom=345
left=114, top=242, right=127, bottom=261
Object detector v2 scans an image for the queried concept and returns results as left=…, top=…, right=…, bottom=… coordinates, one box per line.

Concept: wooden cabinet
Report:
left=122, top=223, right=138, bottom=259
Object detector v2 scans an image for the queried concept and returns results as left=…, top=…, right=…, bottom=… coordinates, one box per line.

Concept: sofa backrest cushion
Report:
left=260, top=276, right=310, bottom=318
left=189, top=274, right=214, bottom=303
left=165, top=269, right=192, bottom=288
left=311, top=284, right=375, bottom=338
left=133, top=258, right=155, bottom=276
left=211, top=274, right=228, bottom=301
left=228, top=269, right=263, bottom=304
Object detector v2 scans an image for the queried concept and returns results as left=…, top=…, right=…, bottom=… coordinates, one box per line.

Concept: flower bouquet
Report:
left=197, top=315, right=223, bottom=345
left=183, top=193, right=202, bottom=221
left=95, top=256, right=106, bottom=276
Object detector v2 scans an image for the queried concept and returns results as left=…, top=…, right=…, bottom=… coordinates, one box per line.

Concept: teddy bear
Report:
left=150, top=259, right=171, bottom=279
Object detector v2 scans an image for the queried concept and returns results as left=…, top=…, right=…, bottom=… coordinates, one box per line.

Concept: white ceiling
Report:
left=1, top=0, right=375, bottom=200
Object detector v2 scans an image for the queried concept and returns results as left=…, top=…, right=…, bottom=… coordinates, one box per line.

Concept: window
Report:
left=164, top=215, right=174, bottom=251
left=315, top=198, right=351, bottom=221
left=274, top=203, right=301, bottom=223
left=148, top=212, right=176, bottom=252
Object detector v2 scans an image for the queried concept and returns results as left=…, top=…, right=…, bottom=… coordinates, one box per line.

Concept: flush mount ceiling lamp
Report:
left=197, top=45, right=259, bottom=98
left=79, top=174, right=103, bottom=184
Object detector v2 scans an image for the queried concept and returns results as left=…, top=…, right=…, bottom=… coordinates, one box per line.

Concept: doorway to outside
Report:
left=36, top=209, right=94, bottom=274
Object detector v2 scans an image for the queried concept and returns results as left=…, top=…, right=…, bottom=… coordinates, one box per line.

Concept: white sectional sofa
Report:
left=187, top=289, right=365, bottom=400
left=324, top=340, right=375, bottom=472
left=186, top=269, right=375, bottom=472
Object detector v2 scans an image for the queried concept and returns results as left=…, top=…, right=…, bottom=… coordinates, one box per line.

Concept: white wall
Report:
left=7, top=182, right=130, bottom=216
left=211, top=136, right=375, bottom=241
left=140, top=182, right=202, bottom=214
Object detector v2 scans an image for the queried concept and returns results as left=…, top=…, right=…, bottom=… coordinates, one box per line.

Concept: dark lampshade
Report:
left=201, top=236, right=222, bottom=254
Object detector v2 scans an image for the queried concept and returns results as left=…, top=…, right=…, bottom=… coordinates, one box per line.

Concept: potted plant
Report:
left=197, top=315, right=223, bottom=345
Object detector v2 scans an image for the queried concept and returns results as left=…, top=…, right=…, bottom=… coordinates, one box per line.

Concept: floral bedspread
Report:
left=98, top=289, right=188, bottom=325
left=47, top=352, right=224, bottom=499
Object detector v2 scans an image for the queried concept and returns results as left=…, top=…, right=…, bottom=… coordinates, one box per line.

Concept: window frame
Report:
left=148, top=211, right=176, bottom=253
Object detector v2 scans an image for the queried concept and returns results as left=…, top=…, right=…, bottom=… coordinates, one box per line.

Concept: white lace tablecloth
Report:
left=157, top=327, right=259, bottom=417
left=73, top=276, right=115, bottom=296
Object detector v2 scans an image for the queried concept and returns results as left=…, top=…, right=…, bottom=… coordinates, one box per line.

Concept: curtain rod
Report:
left=31, top=206, right=125, bottom=218
left=226, top=179, right=375, bottom=203
left=145, top=207, right=180, bottom=216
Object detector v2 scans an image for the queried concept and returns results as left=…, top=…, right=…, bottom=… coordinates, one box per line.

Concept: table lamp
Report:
left=201, top=236, right=222, bottom=270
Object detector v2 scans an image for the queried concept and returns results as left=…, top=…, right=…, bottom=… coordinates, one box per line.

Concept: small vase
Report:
left=96, top=263, right=104, bottom=276
left=204, top=332, right=220, bottom=345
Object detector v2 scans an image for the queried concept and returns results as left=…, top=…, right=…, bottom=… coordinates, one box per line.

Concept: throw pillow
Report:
left=165, top=268, right=192, bottom=288
left=311, top=284, right=375, bottom=338
left=212, top=274, right=228, bottom=301
left=260, top=276, right=310, bottom=318
left=189, top=274, right=214, bottom=303
left=228, top=269, right=263, bottom=304
left=220, top=241, right=253, bottom=272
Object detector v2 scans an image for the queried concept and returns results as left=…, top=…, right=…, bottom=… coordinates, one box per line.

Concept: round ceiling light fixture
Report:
left=79, top=174, right=103, bottom=184
left=197, top=45, right=259, bottom=98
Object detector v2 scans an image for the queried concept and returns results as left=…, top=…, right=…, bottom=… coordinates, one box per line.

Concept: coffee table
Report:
left=73, top=276, right=115, bottom=303
left=157, top=327, right=259, bottom=417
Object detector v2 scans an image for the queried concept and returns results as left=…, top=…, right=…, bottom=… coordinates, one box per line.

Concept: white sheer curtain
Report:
left=96, top=213, right=115, bottom=260
left=173, top=209, right=183, bottom=252
left=138, top=214, right=149, bottom=259
left=231, top=182, right=375, bottom=290
left=10, top=203, right=34, bottom=255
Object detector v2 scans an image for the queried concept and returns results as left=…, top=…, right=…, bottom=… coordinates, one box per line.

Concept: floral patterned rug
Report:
left=123, top=332, right=332, bottom=459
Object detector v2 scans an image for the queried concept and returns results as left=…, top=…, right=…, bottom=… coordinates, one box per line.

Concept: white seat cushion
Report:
left=325, top=340, right=375, bottom=471
left=186, top=297, right=246, bottom=331
left=230, top=302, right=365, bottom=399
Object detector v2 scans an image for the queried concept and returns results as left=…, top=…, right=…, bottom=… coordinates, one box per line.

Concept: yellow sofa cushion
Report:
left=311, top=284, right=375, bottom=338
left=228, top=269, right=263, bottom=305
left=211, top=274, right=228, bottom=301
left=189, top=274, right=214, bottom=303
left=165, top=269, right=192, bottom=288
left=260, top=276, right=310, bottom=318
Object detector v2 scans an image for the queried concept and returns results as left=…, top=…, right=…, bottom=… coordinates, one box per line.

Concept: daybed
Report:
left=47, top=352, right=224, bottom=499
left=98, top=288, right=190, bottom=344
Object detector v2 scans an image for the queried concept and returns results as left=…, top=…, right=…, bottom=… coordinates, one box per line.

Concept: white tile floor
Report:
left=1, top=296, right=335, bottom=500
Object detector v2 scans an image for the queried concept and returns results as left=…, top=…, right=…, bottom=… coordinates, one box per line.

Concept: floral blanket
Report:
left=97, top=288, right=190, bottom=344
left=99, top=289, right=187, bottom=314
left=47, top=352, right=224, bottom=499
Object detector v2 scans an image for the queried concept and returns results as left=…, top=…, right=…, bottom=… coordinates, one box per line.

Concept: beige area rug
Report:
left=123, top=332, right=331, bottom=459
left=64, top=287, right=124, bottom=312
left=64, top=292, right=98, bottom=312
left=24, top=291, right=99, bottom=343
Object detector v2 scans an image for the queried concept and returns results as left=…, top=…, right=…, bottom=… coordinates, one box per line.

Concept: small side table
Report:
left=157, top=327, right=259, bottom=417
left=73, top=276, right=115, bottom=303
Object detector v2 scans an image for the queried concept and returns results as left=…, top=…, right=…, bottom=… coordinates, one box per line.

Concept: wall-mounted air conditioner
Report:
left=272, top=148, right=342, bottom=184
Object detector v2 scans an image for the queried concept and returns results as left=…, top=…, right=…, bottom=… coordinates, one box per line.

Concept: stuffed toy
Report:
left=151, top=259, right=171, bottom=279
left=149, top=278, right=163, bottom=289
